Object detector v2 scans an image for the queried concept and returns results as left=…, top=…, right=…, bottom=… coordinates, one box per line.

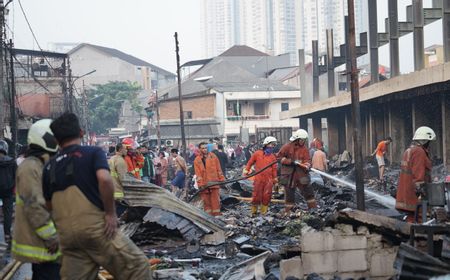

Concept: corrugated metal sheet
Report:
left=122, top=176, right=225, bottom=235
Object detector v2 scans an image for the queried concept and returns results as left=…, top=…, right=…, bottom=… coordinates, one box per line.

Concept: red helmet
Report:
left=122, top=138, right=135, bottom=149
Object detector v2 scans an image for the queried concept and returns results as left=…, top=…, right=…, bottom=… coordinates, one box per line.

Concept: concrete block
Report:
left=301, top=230, right=334, bottom=252
left=302, top=252, right=338, bottom=274
left=335, top=224, right=355, bottom=235
left=335, top=235, right=367, bottom=250
left=338, top=272, right=369, bottom=279
left=357, top=226, right=369, bottom=235
left=370, top=249, right=397, bottom=277
left=280, top=256, right=303, bottom=280
left=367, top=233, right=383, bottom=249
left=201, top=230, right=225, bottom=245
left=337, top=250, right=368, bottom=272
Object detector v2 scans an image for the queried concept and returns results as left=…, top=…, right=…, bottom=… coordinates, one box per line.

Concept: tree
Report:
left=87, top=81, right=143, bottom=134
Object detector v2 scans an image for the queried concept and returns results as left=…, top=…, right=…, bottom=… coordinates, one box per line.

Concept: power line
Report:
left=17, top=0, right=56, bottom=72
left=9, top=51, right=52, bottom=94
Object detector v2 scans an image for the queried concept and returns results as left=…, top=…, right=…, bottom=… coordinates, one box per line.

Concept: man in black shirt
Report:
left=212, top=144, right=228, bottom=177
left=42, top=113, right=150, bottom=280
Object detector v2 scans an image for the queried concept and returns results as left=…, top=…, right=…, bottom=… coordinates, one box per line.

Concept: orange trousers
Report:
left=200, top=186, right=221, bottom=216
left=252, top=178, right=273, bottom=206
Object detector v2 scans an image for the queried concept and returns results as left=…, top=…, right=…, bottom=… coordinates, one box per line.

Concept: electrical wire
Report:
left=17, top=0, right=57, bottom=72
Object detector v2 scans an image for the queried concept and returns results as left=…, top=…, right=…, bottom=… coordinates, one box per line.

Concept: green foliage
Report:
left=87, top=81, right=142, bottom=133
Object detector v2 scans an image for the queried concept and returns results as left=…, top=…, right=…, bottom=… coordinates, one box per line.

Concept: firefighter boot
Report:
left=260, top=205, right=268, bottom=215
left=251, top=205, right=258, bottom=217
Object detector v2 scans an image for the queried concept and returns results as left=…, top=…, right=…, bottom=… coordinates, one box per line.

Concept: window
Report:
left=281, top=103, right=289, bottom=112
left=227, top=101, right=241, bottom=116
left=184, top=111, right=193, bottom=119
left=254, top=103, right=265, bottom=115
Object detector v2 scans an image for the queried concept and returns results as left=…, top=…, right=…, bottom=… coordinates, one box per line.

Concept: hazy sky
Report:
left=9, top=0, right=441, bottom=74
left=9, top=0, right=202, bottom=73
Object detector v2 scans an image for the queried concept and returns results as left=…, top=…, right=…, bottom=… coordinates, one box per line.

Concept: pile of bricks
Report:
left=280, top=224, right=398, bottom=280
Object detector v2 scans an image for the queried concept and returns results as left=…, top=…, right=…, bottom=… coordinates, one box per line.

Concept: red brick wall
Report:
left=159, top=95, right=216, bottom=120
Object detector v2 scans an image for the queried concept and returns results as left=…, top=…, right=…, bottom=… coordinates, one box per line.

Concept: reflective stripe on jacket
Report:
left=108, top=154, right=127, bottom=199
left=12, top=156, right=60, bottom=263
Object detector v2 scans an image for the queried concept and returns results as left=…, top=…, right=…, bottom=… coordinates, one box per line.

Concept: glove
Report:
left=242, top=169, right=249, bottom=176
left=294, top=160, right=310, bottom=171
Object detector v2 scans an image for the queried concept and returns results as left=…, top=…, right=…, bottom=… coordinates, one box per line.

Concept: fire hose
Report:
left=188, top=159, right=279, bottom=202
left=187, top=159, right=396, bottom=209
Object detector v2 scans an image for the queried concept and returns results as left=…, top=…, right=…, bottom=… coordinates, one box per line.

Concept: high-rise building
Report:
left=201, top=0, right=367, bottom=64
left=201, top=0, right=301, bottom=63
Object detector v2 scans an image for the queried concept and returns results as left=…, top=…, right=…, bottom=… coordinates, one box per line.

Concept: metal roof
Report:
left=69, top=43, right=175, bottom=77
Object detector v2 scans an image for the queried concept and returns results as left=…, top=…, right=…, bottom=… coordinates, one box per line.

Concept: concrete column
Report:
left=368, top=0, right=379, bottom=83
left=312, top=117, right=322, bottom=140
left=326, top=29, right=335, bottom=97
left=327, top=112, right=346, bottom=157
left=390, top=100, right=413, bottom=163
left=299, top=117, right=308, bottom=130
left=388, top=0, right=400, bottom=77
left=442, top=94, right=450, bottom=171
left=443, top=0, right=450, bottom=62
left=298, top=49, right=306, bottom=99
left=312, top=40, right=320, bottom=102
left=413, top=0, right=425, bottom=71
left=345, top=110, right=354, bottom=156
left=345, top=16, right=351, bottom=90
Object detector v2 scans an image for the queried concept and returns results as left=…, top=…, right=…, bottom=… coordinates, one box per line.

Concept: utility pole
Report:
left=348, top=0, right=365, bottom=211
left=174, top=32, right=187, bottom=159
left=82, top=80, right=89, bottom=144
left=8, top=39, right=16, bottom=157
left=68, top=60, right=73, bottom=113
left=155, top=90, right=161, bottom=149
left=0, top=0, right=4, bottom=137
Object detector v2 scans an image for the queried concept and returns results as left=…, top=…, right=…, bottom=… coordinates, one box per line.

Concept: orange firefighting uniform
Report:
left=124, top=153, right=144, bottom=179
left=395, top=143, right=432, bottom=222
left=277, top=141, right=317, bottom=209
left=245, top=150, right=277, bottom=207
left=194, top=152, right=225, bottom=216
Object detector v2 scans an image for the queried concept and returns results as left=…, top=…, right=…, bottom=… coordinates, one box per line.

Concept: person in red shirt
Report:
left=193, top=142, right=225, bottom=216
left=277, top=129, right=316, bottom=213
left=371, top=137, right=392, bottom=183
left=244, top=136, right=278, bottom=217
left=396, top=127, right=435, bottom=223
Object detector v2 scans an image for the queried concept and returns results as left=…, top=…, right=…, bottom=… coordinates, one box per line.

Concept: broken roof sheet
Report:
left=122, top=176, right=225, bottom=234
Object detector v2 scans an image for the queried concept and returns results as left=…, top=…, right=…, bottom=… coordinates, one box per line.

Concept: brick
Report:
left=301, top=230, right=334, bottom=252
left=338, top=272, right=369, bottom=279
left=367, top=233, right=383, bottom=249
left=201, top=230, right=225, bottom=245
left=280, top=257, right=303, bottom=280
left=302, top=252, right=338, bottom=274
left=370, top=249, right=397, bottom=277
left=160, top=94, right=216, bottom=120
left=335, top=235, right=367, bottom=250
left=337, top=250, right=368, bottom=272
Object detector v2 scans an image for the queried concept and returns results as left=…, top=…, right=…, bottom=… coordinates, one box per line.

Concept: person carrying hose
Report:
left=277, top=129, right=317, bottom=213
left=243, top=136, right=278, bottom=217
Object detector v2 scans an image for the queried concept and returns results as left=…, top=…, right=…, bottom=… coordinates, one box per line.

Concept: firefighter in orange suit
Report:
left=194, top=142, right=225, bottom=216
left=395, top=126, right=436, bottom=223
left=277, top=129, right=317, bottom=212
left=12, top=119, right=61, bottom=279
left=244, top=136, right=278, bottom=217
left=122, top=138, right=143, bottom=179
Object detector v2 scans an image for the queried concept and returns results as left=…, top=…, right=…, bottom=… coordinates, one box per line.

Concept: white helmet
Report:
left=28, top=119, right=58, bottom=153
left=290, top=129, right=309, bottom=141
left=262, top=136, right=277, bottom=146
left=412, top=126, right=436, bottom=141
